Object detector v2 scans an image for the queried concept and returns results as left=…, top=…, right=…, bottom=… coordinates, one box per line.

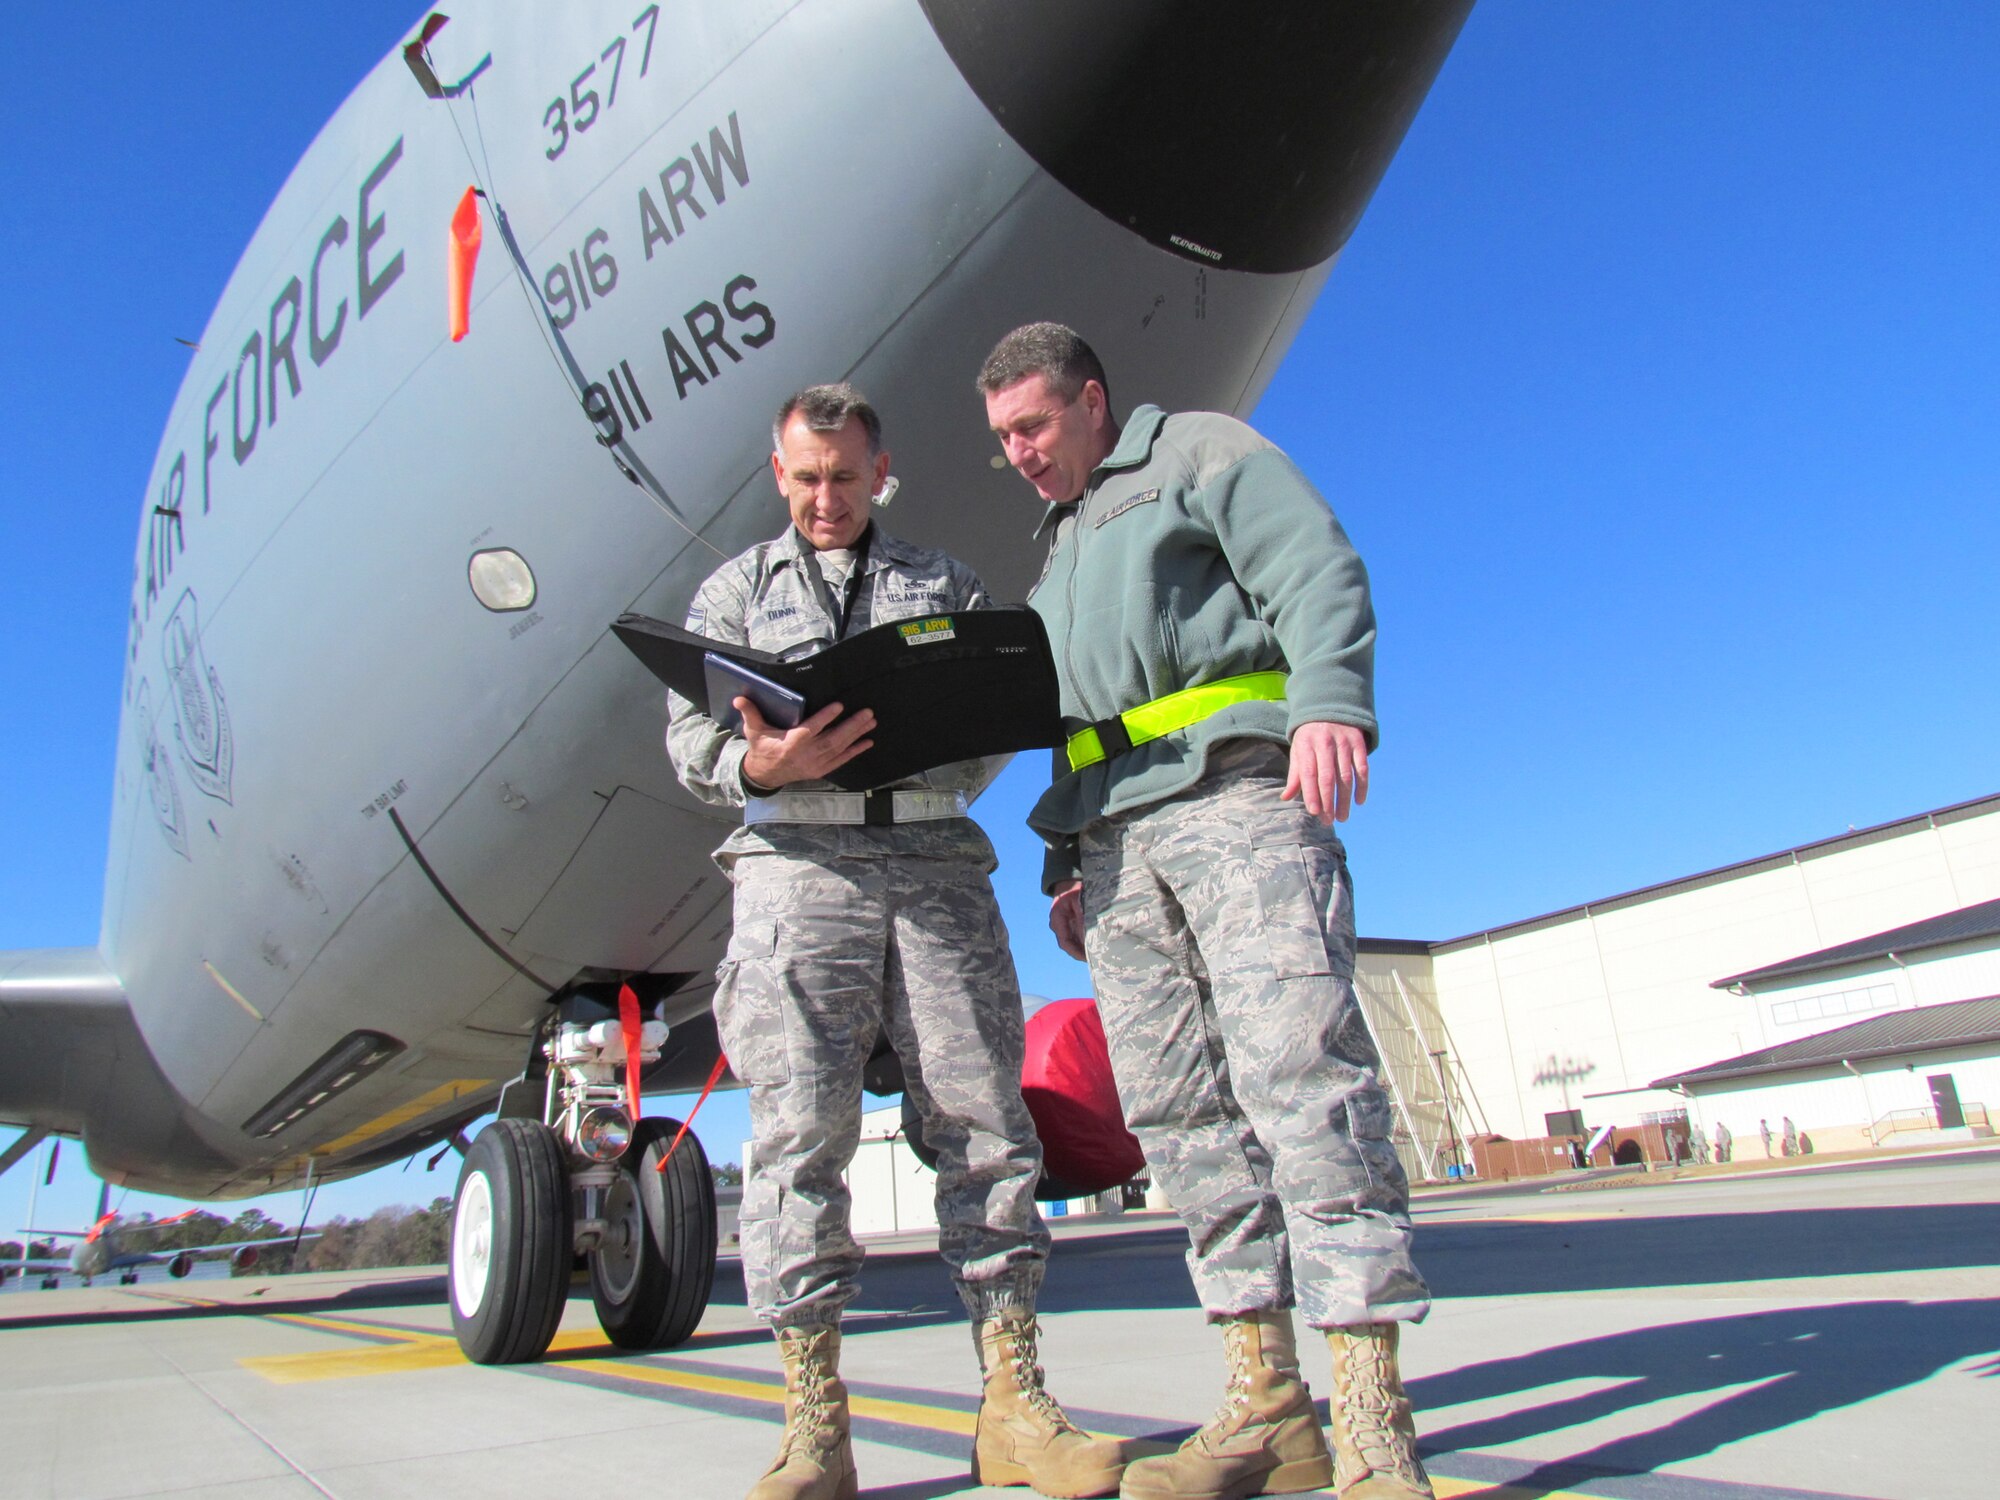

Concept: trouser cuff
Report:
left=957, top=1269, right=1044, bottom=1323
left=768, top=1308, right=844, bottom=1334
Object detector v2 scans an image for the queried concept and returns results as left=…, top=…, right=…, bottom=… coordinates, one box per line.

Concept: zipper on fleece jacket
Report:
left=1059, top=485, right=1096, bottom=726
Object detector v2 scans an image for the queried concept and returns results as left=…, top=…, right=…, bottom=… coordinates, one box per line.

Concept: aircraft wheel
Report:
left=590, top=1116, right=717, bottom=1349
left=449, top=1119, right=572, bottom=1364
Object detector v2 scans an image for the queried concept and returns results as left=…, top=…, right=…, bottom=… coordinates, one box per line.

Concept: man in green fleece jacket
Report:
left=978, top=323, right=1433, bottom=1500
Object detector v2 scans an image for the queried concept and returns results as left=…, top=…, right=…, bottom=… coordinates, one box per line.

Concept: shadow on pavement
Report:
left=0, top=1270, right=450, bottom=1331
left=1416, top=1298, right=2000, bottom=1498
left=1015, top=1200, right=2000, bottom=1311
left=1419, top=1203, right=2000, bottom=1296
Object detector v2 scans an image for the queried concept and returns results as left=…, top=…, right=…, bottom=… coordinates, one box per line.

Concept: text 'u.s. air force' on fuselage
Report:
left=136, top=138, right=409, bottom=678
left=132, top=104, right=771, bottom=681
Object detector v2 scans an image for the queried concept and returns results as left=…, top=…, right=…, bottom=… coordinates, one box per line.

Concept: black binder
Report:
left=613, top=606, right=1065, bottom=791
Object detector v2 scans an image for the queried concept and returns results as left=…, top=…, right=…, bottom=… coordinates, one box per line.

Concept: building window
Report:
left=1770, top=982, right=1896, bottom=1028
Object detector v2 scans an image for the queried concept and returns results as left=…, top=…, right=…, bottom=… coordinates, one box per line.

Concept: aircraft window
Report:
left=469, top=548, right=537, bottom=611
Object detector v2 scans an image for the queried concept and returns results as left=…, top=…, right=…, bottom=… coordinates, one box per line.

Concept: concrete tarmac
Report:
left=3, top=1148, right=1994, bottom=1500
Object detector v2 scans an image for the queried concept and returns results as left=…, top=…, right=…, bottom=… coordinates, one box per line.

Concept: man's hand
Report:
left=1049, top=879, right=1087, bottom=961
left=1282, top=721, right=1369, bottom=825
left=739, top=700, right=876, bottom=789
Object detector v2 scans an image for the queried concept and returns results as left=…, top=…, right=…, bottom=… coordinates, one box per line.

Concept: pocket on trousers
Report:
left=714, top=916, right=790, bottom=1085
left=1247, top=840, right=1352, bottom=981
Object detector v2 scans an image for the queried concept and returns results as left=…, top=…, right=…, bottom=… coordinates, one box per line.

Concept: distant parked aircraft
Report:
left=10, top=1183, right=317, bottom=1289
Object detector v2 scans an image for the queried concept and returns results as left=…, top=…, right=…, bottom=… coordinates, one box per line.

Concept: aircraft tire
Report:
left=449, top=1120, right=572, bottom=1364
left=589, top=1116, right=717, bottom=1350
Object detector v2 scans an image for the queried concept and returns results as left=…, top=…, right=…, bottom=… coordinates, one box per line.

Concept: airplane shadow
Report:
left=1414, top=1201, right=2000, bottom=1297
left=1010, top=1198, right=2000, bottom=1312
left=0, top=1271, right=450, bottom=1331
left=1411, top=1298, right=2000, bottom=1498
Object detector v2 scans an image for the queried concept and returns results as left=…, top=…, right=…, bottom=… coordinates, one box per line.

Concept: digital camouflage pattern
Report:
left=1078, top=742, right=1430, bottom=1329
left=664, top=521, right=1052, bottom=1333
left=718, top=846, right=1048, bottom=1328
left=665, top=523, right=999, bottom=852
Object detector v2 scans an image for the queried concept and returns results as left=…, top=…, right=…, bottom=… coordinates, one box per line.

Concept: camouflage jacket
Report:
left=665, top=522, right=1001, bottom=865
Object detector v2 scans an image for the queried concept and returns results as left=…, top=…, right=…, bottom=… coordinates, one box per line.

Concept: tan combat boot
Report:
left=748, top=1325, right=857, bottom=1500
left=1326, top=1323, right=1433, bottom=1500
left=1119, top=1311, right=1332, bottom=1500
left=972, top=1311, right=1126, bottom=1497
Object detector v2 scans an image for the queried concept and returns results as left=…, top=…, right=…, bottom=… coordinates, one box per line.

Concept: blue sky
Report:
left=5, top=6, right=1997, bottom=1235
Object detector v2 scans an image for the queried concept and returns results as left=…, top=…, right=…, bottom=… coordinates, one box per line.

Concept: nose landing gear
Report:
left=447, top=1004, right=719, bottom=1364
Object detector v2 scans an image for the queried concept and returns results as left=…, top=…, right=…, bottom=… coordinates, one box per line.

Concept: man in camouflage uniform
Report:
left=665, top=383, right=1123, bottom=1500
left=979, top=327, right=1434, bottom=1500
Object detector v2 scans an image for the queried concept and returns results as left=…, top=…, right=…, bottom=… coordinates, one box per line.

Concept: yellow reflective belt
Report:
left=1066, top=671, right=1289, bottom=772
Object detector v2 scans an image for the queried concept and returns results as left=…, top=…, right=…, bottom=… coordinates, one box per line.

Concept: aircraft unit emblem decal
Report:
left=162, top=591, right=234, bottom=804
left=134, top=680, right=191, bottom=861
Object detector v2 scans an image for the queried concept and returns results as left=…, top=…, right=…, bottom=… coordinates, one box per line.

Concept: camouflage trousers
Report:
left=1078, top=741, right=1430, bottom=1329
left=715, top=845, right=1049, bottom=1330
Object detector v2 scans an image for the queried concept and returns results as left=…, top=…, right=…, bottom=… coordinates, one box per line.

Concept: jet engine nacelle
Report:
left=231, top=1245, right=261, bottom=1272
left=168, top=1252, right=196, bottom=1279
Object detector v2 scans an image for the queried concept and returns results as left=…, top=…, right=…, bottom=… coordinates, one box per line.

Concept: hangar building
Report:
left=1353, top=792, right=2000, bottom=1177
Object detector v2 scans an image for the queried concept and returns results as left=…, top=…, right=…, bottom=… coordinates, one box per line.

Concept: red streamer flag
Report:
left=447, top=187, right=482, bottom=342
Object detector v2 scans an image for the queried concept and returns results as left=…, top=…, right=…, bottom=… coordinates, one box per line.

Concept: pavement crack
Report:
left=151, top=1343, right=342, bottom=1499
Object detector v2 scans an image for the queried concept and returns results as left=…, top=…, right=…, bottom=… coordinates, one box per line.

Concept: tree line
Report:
left=7, top=1164, right=741, bottom=1278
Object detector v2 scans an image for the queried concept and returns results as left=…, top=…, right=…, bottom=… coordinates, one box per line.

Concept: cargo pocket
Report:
left=1247, top=838, right=1353, bottom=981
left=713, top=916, right=790, bottom=1085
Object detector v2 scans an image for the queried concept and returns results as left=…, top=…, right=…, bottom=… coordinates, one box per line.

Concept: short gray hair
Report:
left=772, top=383, right=882, bottom=456
left=976, top=322, right=1112, bottom=413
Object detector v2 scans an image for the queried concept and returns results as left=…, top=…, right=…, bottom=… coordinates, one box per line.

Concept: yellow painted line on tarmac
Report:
left=245, top=1314, right=608, bottom=1382
left=240, top=1319, right=1608, bottom=1499
left=560, top=1354, right=979, bottom=1438
left=249, top=1338, right=469, bottom=1382
left=246, top=1313, right=961, bottom=1435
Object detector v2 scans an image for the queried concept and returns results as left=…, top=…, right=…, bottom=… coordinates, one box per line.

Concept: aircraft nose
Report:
left=921, top=0, right=1473, bottom=274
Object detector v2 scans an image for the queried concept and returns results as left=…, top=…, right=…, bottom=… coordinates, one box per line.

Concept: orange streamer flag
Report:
left=447, top=187, right=483, bottom=342
left=658, top=1052, right=730, bottom=1171
left=617, top=982, right=645, bottom=1125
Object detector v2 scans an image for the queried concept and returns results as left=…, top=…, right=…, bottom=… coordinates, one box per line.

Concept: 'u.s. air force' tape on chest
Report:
left=1066, top=671, right=1289, bottom=772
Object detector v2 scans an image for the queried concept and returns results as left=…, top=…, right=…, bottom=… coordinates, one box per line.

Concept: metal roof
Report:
left=1429, top=790, right=2000, bottom=955
left=1710, top=896, right=2000, bottom=989
left=1651, top=994, right=2000, bottom=1090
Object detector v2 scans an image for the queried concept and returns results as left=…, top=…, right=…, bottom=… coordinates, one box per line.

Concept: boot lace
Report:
left=777, top=1331, right=840, bottom=1460
left=992, top=1317, right=1081, bottom=1435
left=1337, top=1330, right=1421, bottom=1481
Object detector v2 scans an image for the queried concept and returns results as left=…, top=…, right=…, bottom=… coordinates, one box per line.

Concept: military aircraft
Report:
left=8, top=1182, right=317, bottom=1289
left=0, top=0, right=1473, bottom=1361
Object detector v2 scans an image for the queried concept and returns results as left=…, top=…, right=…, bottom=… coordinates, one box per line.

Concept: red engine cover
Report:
left=1019, top=999, right=1144, bottom=1195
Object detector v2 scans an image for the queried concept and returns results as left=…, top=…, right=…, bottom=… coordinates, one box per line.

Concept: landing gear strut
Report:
left=447, top=1002, right=719, bottom=1364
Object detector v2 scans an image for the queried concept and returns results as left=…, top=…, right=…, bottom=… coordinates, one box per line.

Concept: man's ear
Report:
left=770, top=449, right=787, bottom=493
